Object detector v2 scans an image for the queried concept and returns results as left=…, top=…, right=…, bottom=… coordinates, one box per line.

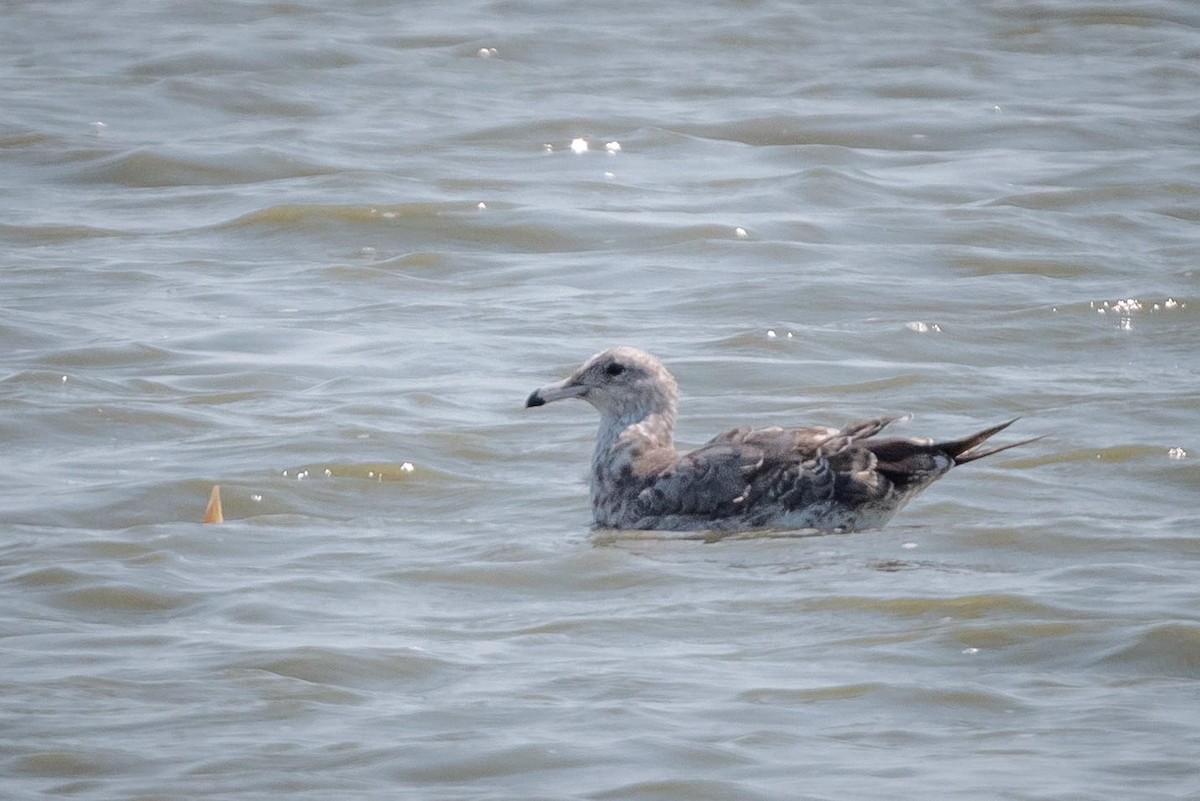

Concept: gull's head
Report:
left=525, top=346, right=678, bottom=423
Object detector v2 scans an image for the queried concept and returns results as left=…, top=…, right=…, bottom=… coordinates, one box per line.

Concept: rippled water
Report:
left=3, top=1, right=1199, bottom=798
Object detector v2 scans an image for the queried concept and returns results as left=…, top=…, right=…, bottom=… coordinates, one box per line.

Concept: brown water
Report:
left=3, top=1, right=1199, bottom=798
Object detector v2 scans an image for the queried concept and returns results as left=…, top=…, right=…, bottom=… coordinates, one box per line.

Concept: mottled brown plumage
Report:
left=526, top=346, right=1037, bottom=532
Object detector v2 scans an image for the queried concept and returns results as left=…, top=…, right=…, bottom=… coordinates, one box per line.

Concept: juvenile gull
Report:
left=525, top=346, right=1038, bottom=532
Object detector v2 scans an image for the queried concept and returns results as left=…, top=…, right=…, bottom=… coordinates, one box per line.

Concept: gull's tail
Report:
left=937, top=418, right=1044, bottom=465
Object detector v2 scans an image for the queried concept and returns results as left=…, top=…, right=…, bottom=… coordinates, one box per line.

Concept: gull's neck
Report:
left=591, top=405, right=678, bottom=483
left=587, top=384, right=679, bottom=526
left=598, top=407, right=676, bottom=447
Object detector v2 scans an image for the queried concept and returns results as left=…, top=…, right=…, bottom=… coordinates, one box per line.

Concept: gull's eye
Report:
left=605, top=362, right=626, bottom=377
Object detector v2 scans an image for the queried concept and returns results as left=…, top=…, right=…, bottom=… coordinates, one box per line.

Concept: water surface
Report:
left=2, top=1, right=1199, bottom=798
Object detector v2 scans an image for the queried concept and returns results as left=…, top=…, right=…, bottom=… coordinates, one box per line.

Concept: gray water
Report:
left=3, top=1, right=1200, bottom=798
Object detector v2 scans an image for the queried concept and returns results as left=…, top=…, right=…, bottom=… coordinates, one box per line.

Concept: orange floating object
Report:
left=203, top=484, right=224, bottom=524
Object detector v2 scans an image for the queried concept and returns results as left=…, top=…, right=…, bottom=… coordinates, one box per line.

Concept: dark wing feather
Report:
left=634, top=416, right=906, bottom=520
left=865, top=418, right=1036, bottom=489
left=633, top=441, right=765, bottom=519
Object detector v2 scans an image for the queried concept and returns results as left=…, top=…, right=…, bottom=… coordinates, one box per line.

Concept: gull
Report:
left=525, top=346, right=1038, bottom=532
